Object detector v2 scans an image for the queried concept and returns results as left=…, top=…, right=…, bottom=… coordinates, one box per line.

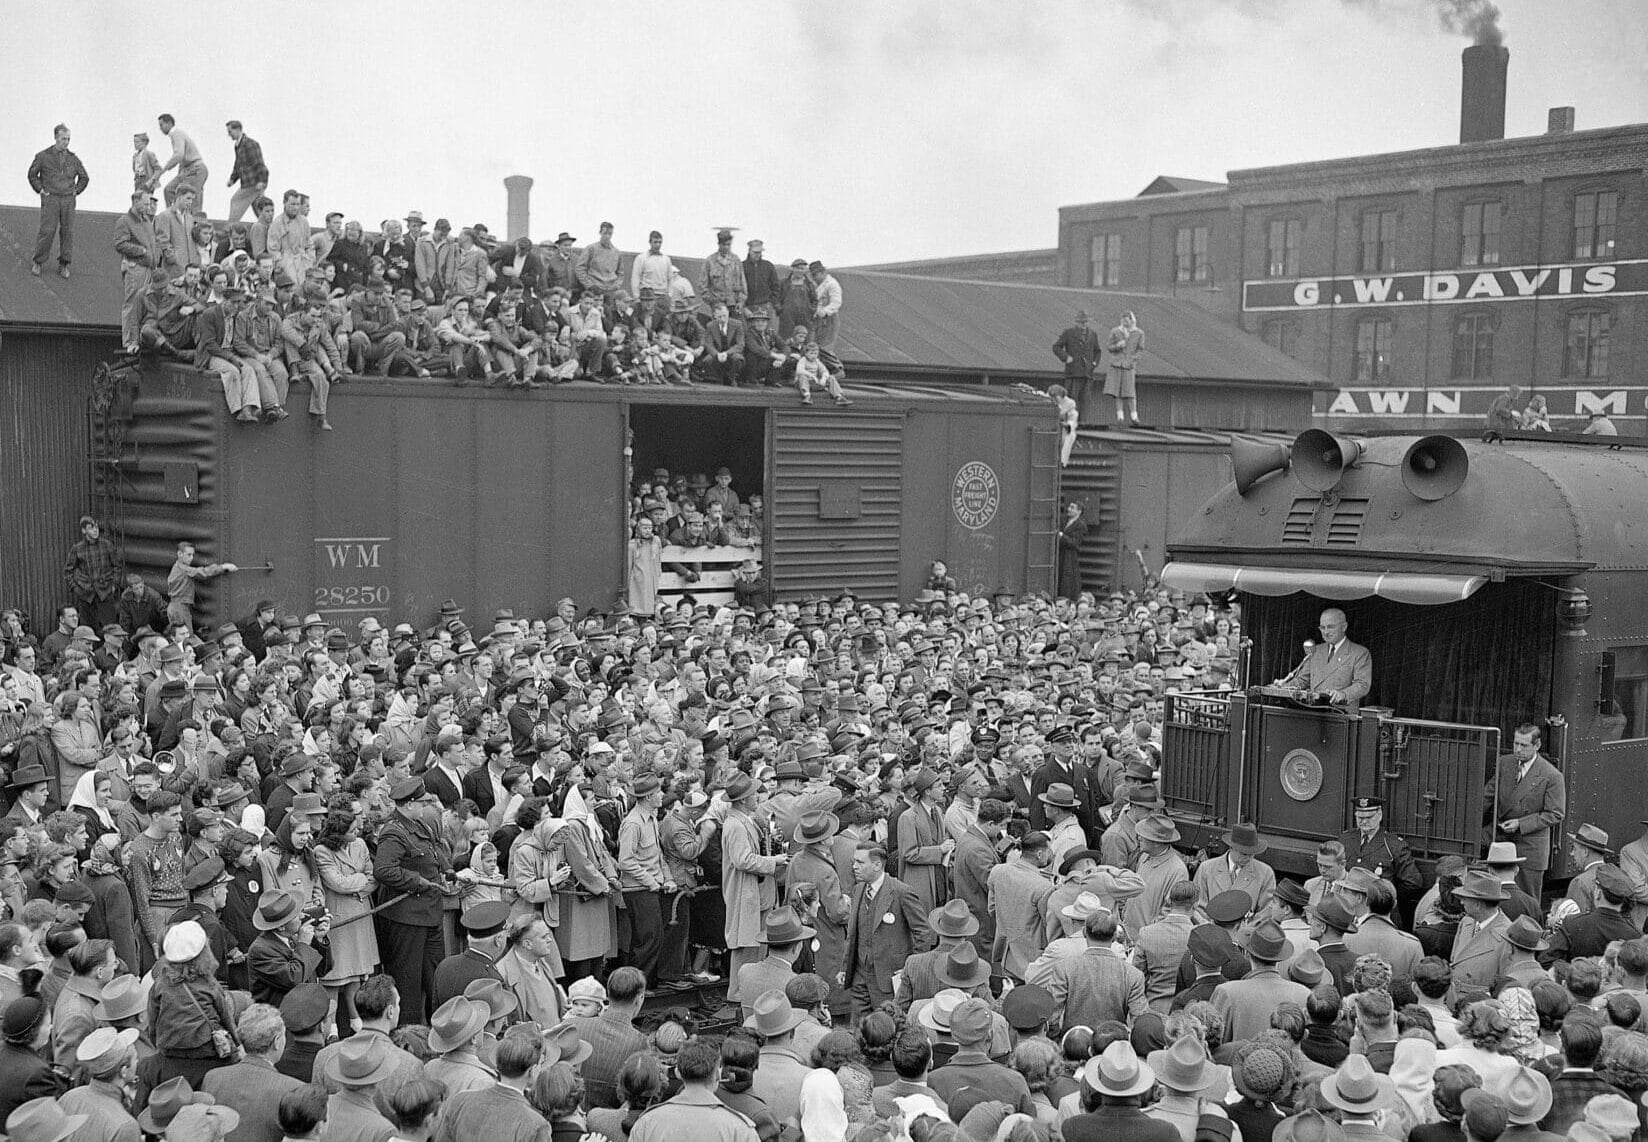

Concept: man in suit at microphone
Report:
left=1276, top=609, right=1372, bottom=709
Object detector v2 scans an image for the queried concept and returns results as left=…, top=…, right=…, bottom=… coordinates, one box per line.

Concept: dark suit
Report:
left=1337, top=827, right=1423, bottom=901
left=1062, top=1104, right=1180, bottom=1142
left=432, top=946, right=504, bottom=1009
left=1029, top=754, right=1096, bottom=835
left=202, top=1055, right=304, bottom=1142
left=276, top=1037, right=322, bottom=1083
left=1282, top=638, right=1372, bottom=707
left=423, top=765, right=462, bottom=810
left=697, top=318, right=746, bottom=386
left=373, top=814, right=454, bottom=1023
left=1488, top=752, right=1565, bottom=897
left=460, top=766, right=503, bottom=820
left=1051, top=323, right=1103, bottom=408
left=490, top=247, right=545, bottom=293
left=249, top=931, right=328, bottom=1007
left=844, top=874, right=928, bottom=1019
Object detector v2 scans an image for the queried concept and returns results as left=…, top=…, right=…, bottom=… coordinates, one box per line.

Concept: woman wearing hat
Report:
left=150, top=919, right=240, bottom=1088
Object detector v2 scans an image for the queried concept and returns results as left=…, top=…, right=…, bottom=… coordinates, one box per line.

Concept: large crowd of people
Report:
left=6, top=525, right=1648, bottom=1142
left=27, top=115, right=866, bottom=430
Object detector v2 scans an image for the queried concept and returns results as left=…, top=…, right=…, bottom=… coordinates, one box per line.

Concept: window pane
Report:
left=1608, top=646, right=1648, bottom=742
left=1193, top=227, right=1209, bottom=282
left=1597, top=192, right=1618, bottom=258
left=1574, top=193, right=1596, bottom=259
left=1285, top=220, right=1301, bottom=276
left=1481, top=202, right=1501, bottom=265
left=1452, top=315, right=1493, bottom=379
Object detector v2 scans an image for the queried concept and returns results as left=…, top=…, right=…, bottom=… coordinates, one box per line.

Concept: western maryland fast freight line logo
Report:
left=952, top=462, right=1000, bottom=530
left=1242, top=259, right=1648, bottom=312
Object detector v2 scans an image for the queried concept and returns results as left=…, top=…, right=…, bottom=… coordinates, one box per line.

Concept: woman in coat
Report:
left=627, top=516, right=663, bottom=615
left=552, top=786, right=619, bottom=979
left=313, top=800, right=379, bottom=1033
left=1057, top=500, right=1088, bottom=601
left=148, top=920, right=239, bottom=1088
left=51, top=691, right=103, bottom=804
left=258, top=813, right=322, bottom=912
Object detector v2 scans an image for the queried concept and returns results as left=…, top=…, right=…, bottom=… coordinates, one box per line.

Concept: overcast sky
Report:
left=6, top=0, right=1644, bottom=267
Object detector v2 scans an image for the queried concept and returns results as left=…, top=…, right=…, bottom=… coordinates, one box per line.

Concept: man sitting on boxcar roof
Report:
left=1276, top=607, right=1372, bottom=709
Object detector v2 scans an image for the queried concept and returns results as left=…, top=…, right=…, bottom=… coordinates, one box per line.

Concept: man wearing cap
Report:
left=432, top=901, right=509, bottom=1008
left=927, top=996, right=1036, bottom=1117
left=64, top=518, right=122, bottom=633
left=1556, top=823, right=1614, bottom=920
left=171, top=857, right=237, bottom=983
left=1062, top=1040, right=1178, bottom=1142
left=1448, top=868, right=1514, bottom=993
left=373, top=782, right=454, bottom=1024
left=1193, top=822, right=1277, bottom=915
left=776, top=258, right=815, bottom=340
left=1545, top=865, right=1641, bottom=965
left=699, top=229, right=748, bottom=317
left=1127, top=814, right=1189, bottom=943
left=617, top=774, right=674, bottom=986
left=59, top=1026, right=142, bottom=1140
left=1209, top=917, right=1311, bottom=1042
left=1051, top=309, right=1102, bottom=417
left=1030, top=726, right=1095, bottom=835
left=1489, top=722, right=1566, bottom=899
left=1337, top=796, right=1422, bottom=904
left=807, top=261, right=847, bottom=381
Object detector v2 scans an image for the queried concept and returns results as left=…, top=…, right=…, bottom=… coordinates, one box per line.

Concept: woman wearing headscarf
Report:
left=257, top=812, right=322, bottom=911
left=551, top=784, right=619, bottom=981
left=1388, top=1037, right=1439, bottom=1133
left=68, top=769, right=117, bottom=841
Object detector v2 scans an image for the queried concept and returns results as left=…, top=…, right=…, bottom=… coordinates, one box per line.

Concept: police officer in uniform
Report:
left=1337, top=797, right=1422, bottom=906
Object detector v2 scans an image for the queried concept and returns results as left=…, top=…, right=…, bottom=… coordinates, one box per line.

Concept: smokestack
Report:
left=1547, top=106, right=1576, bottom=135
left=1460, top=44, right=1509, bottom=143
left=504, top=175, right=533, bottom=242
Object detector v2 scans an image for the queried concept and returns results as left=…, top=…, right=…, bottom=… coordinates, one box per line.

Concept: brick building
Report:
left=1053, top=47, right=1648, bottom=432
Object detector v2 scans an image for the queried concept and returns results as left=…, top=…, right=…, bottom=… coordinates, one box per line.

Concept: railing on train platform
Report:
left=657, top=544, right=763, bottom=608
left=1376, top=715, right=1498, bottom=860
left=1162, top=689, right=1241, bottom=824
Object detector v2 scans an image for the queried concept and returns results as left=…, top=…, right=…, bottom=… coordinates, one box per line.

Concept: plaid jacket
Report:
left=1540, top=1069, right=1618, bottom=1135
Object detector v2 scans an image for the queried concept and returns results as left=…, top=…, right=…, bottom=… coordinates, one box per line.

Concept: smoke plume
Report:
left=1437, top=0, right=1503, bottom=45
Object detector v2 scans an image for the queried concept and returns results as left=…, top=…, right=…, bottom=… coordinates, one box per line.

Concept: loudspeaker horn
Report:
left=1292, top=429, right=1364, bottom=493
left=1232, top=438, right=1292, bottom=495
left=1400, top=434, right=1469, bottom=501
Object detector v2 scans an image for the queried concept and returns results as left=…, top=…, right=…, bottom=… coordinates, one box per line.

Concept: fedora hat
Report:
left=936, top=943, right=992, bottom=989
left=1083, top=1040, right=1156, bottom=1098
left=1273, top=1109, right=1348, bottom=1142
left=928, top=899, right=981, bottom=939
left=6, top=765, right=49, bottom=789
left=1501, top=1065, right=1553, bottom=1125
left=1220, top=822, right=1268, bottom=855
left=427, top=997, right=488, bottom=1053
left=1136, top=814, right=1180, bottom=844
left=1338, top=867, right=1379, bottom=896
left=1453, top=868, right=1510, bottom=901
left=1244, top=918, right=1289, bottom=963
left=724, top=773, right=755, bottom=801
left=916, top=988, right=968, bottom=1037
left=1150, top=1034, right=1215, bottom=1092
left=1570, top=823, right=1613, bottom=854
left=1484, top=841, right=1525, bottom=865
left=278, top=752, right=315, bottom=777
left=324, top=1034, right=401, bottom=1088
left=1287, top=946, right=1327, bottom=986
left=793, top=810, right=840, bottom=846
left=759, top=906, right=816, bottom=946
left=1275, top=879, right=1311, bottom=909
left=1503, top=916, right=1550, bottom=953
left=463, top=978, right=519, bottom=1021
left=1313, top=896, right=1357, bottom=933
left=543, top=1021, right=593, bottom=1066
left=1037, top=782, right=1080, bottom=810
left=252, top=889, right=301, bottom=931
left=5, top=1099, right=88, bottom=1142
left=137, top=1078, right=216, bottom=1134
left=1060, top=891, right=1110, bottom=922
left=743, top=989, right=808, bottom=1037
left=93, top=974, right=150, bottom=1022
left=1319, top=1054, right=1395, bottom=1114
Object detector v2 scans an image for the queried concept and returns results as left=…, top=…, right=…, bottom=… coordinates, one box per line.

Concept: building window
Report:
left=1573, top=190, right=1618, bottom=259
left=1460, top=201, right=1502, bottom=267
left=1175, top=225, right=1209, bottom=283
left=1089, top=233, right=1121, bottom=288
left=1266, top=218, right=1302, bottom=278
left=1262, top=319, right=1299, bottom=359
left=1451, top=313, right=1494, bottom=379
left=1354, top=316, right=1393, bottom=381
left=1360, top=209, right=1397, bottom=273
left=1563, top=310, right=1610, bottom=378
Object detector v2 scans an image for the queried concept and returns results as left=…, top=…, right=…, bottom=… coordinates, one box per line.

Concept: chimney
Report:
left=1460, top=44, right=1509, bottom=144
left=1547, top=106, right=1576, bottom=135
left=504, top=175, right=533, bottom=242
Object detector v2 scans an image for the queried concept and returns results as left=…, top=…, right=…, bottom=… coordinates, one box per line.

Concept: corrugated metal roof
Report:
left=0, top=204, right=1324, bottom=389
